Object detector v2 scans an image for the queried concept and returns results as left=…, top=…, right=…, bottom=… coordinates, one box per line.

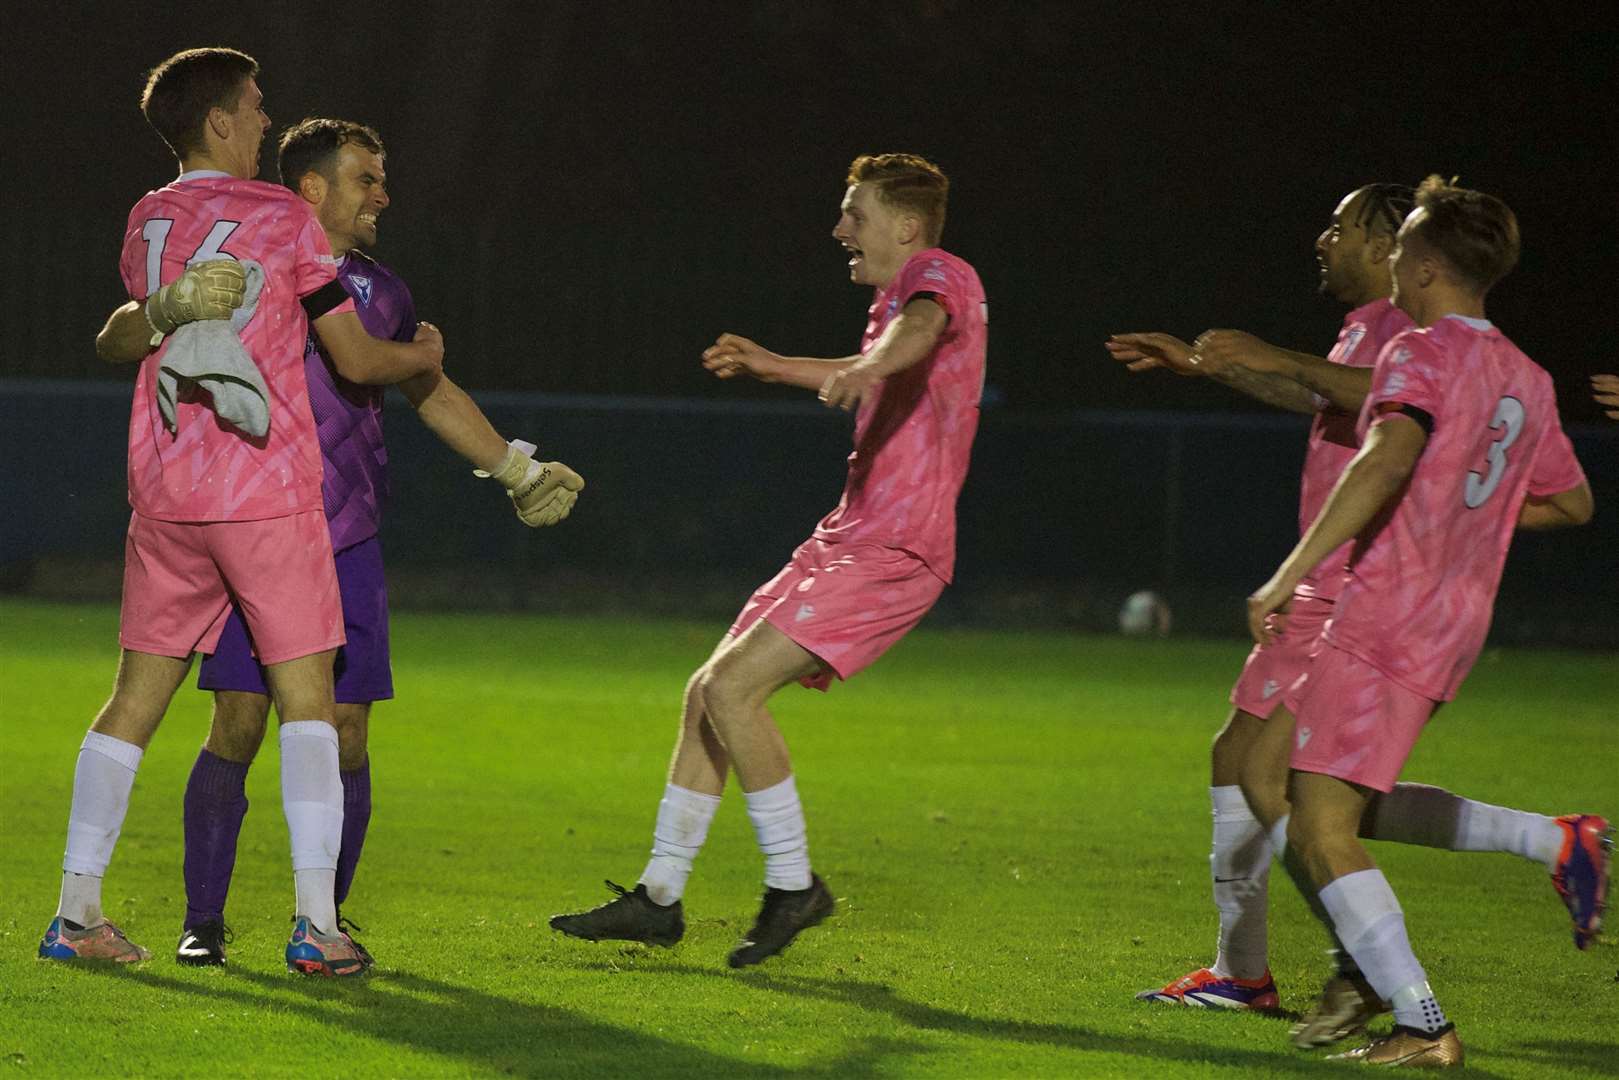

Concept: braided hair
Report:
left=1354, top=183, right=1415, bottom=237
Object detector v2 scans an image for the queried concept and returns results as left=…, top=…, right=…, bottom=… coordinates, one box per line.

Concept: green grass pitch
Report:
left=1, top=598, right=1614, bottom=1078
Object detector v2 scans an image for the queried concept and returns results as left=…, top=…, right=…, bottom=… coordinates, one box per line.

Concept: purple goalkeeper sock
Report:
left=182, top=749, right=251, bottom=928
left=335, top=759, right=372, bottom=908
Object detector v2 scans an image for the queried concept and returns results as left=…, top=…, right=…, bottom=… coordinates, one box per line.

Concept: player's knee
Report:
left=696, top=665, right=753, bottom=727
left=332, top=708, right=369, bottom=771
left=682, top=668, right=710, bottom=722
left=207, top=692, right=270, bottom=762
left=1238, top=773, right=1287, bottom=828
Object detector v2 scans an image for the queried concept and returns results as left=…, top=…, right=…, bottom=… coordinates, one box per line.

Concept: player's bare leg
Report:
left=178, top=690, right=269, bottom=965
left=550, top=639, right=740, bottom=945
left=1288, top=771, right=1461, bottom=1066
left=1139, top=708, right=1281, bottom=1007
left=699, top=619, right=836, bottom=967
left=40, top=650, right=193, bottom=963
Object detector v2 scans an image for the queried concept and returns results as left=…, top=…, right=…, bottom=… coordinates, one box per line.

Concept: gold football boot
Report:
left=1328, top=1024, right=1463, bottom=1068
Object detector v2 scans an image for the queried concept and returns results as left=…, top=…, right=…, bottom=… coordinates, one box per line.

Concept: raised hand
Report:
left=1105, top=332, right=1201, bottom=376
left=702, top=333, right=782, bottom=381
left=1593, top=374, right=1619, bottom=420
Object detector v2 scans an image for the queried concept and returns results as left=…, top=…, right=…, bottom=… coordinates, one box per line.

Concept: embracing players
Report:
left=1246, top=177, right=1595, bottom=1066
left=174, top=117, right=584, bottom=971
left=1109, top=185, right=1609, bottom=1039
left=550, top=153, right=986, bottom=967
left=41, top=47, right=440, bottom=970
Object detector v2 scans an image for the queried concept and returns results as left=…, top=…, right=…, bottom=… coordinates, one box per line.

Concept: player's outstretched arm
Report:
left=819, top=297, right=948, bottom=411
left=315, top=311, right=443, bottom=385
left=1517, top=482, right=1594, bottom=530
left=1107, top=330, right=1337, bottom=414
left=1187, top=330, right=1331, bottom=414
left=398, top=371, right=584, bottom=528
left=1247, top=410, right=1428, bottom=643
left=702, top=333, right=861, bottom=390
left=1593, top=374, right=1619, bottom=420
left=399, top=370, right=509, bottom=472
left=1197, top=330, right=1372, bottom=413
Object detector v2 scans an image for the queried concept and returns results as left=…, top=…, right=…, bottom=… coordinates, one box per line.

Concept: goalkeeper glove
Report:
left=145, top=260, right=247, bottom=342
left=484, top=442, right=585, bottom=528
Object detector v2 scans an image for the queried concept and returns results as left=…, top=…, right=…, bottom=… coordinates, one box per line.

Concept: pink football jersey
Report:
left=1324, top=316, right=1586, bottom=700
left=813, top=248, right=988, bottom=582
left=118, top=171, right=339, bottom=521
left=1295, top=298, right=1414, bottom=602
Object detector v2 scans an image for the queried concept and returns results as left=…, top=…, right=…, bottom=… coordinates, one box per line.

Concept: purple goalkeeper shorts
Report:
left=197, top=535, right=393, bottom=704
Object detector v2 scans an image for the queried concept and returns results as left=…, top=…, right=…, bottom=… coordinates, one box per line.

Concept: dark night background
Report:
left=2, top=3, right=1614, bottom=638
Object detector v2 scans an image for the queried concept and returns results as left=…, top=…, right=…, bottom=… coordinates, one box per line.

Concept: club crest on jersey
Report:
left=349, top=275, right=373, bottom=307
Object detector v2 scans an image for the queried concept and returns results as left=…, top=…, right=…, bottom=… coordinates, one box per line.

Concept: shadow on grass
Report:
left=569, top=958, right=1524, bottom=1078
left=1492, top=1038, right=1619, bottom=1076
left=58, top=959, right=1529, bottom=1078
left=75, top=963, right=921, bottom=1078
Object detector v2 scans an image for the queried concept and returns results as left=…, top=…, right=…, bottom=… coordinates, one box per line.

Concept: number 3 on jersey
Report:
left=141, top=219, right=241, bottom=294
left=1464, top=395, right=1524, bottom=508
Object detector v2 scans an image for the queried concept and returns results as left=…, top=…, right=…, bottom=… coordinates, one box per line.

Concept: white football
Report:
left=1118, top=590, right=1172, bottom=637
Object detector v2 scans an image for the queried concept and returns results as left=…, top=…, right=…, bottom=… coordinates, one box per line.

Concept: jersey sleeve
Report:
left=1526, top=405, right=1587, bottom=497
left=892, top=256, right=965, bottom=323
left=1367, top=331, right=1446, bottom=424
left=291, top=206, right=340, bottom=297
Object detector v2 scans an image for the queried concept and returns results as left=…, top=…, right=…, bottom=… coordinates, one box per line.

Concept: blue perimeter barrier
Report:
left=3, top=379, right=1614, bottom=645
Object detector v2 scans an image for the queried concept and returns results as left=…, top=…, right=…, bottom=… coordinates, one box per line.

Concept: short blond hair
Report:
left=847, top=153, right=949, bottom=246
left=1408, top=174, right=1520, bottom=293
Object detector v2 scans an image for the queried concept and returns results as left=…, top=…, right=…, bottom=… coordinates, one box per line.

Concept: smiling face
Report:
left=316, top=143, right=389, bottom=253
left=1314, top=188, right=1382, bottom=304
left=831, top=183, right=911, bottom=287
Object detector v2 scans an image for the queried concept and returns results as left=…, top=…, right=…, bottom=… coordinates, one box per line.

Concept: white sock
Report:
left=639, top=784, right=722, bottom=906
left=280, top=721, right=343, bottom=934
left=58, top=732, right=144, bottom=926
left=744, top=775, right=811, bottom=891
left=1318, top=869, right=1441, bottom=1030
left=1369, top=783, right=1562, bottom=867
left=1208, top=785, right=1269, bottom=979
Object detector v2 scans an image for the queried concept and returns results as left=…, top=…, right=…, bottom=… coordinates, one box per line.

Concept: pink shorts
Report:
left=119, top=510, right=344, bottom=665
left=1230, top=593, right=1334, bottom=718
left=729, top=538, right=947, bottom=691
left=1283, top=641, right=1437, bottom=792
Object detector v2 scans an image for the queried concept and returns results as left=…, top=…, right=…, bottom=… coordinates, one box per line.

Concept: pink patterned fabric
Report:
left=812, top=248, right=987, bottom=583
left=119, top=173, right=338, bottom=522
left=1295, top=298, right=1414, bottom=602
left=1325, top=317, right=1586, bottom=700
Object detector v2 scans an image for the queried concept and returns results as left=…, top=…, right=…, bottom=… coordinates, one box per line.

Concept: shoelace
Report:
left=604, top=880, right=630, bottom=898
left=190, top=922, right=234, bottom=947
left=336, top=915, right=364, bottom=937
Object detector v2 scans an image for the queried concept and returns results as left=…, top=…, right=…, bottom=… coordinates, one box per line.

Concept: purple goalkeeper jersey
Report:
left=306, top=249, right=417, bottom=551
